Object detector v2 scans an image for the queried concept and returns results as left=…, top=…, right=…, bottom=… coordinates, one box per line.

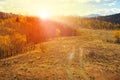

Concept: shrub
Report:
left=114, top=30, right=120, bottom=43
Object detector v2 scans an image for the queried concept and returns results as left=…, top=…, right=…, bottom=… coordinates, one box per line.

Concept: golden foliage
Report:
left=114, top=30, right=120, bottom=43
left=0, top=35, right=10, bottom=45
left=12, top=33, right=26, bottom=42
left=114, top=30, right=120, bottom=38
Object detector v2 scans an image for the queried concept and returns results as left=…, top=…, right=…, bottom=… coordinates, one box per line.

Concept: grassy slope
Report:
left=0, top=28, right=120, bottom=80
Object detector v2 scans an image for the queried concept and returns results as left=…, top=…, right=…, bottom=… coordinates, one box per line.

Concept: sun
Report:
left=37, top=10, right=50, bottom=19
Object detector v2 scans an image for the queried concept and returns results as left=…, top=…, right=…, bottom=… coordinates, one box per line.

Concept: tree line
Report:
left=0, top=16, right=77, bottom=59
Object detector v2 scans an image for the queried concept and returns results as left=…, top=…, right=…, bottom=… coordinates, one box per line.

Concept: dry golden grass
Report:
left=0, top=28, right=120, bottom=80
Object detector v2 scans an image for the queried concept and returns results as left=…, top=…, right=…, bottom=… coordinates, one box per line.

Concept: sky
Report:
left=0, top=0, right=120, bottom=16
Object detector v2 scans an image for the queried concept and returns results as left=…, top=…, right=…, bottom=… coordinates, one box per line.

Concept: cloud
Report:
left=74, top=0, right=101, bottom=3
left=87, top=0, right=117, bottom=4
left=104, top=0, right=117, bottom=6
left=49, top=0, right=101, bottom=4
left=0, top=0, right=6, bottom=5
left=0, top=0, right=5, bottom=1
left=95, top=0, right=101, bottom=3
left=0, top=0, right=6, bottom=9
left=0, top=0, right=6, bottom=2
left=95, top=8, right=120, bottom=15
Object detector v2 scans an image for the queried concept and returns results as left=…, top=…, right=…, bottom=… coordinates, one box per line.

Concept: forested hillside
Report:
left=54, top=16, right=120, bottom=30
left=0, top=12, right=76, bottom=59
left=95, top=13, right=120, bottom=24
left=1, top=12, right=120, bottom=59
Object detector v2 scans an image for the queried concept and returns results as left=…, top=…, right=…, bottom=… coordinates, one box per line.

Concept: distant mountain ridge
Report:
left=86, top=14, right=101, bottom=17
left=94, top=13, right=120, bottom=24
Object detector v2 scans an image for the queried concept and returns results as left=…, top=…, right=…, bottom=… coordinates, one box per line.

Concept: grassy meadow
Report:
left=0, top=14, right=120, bottom=80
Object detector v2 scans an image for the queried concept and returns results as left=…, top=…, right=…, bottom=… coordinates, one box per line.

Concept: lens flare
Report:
left=37, top=10, right=50, bottom=19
